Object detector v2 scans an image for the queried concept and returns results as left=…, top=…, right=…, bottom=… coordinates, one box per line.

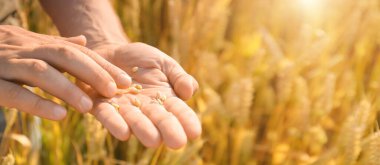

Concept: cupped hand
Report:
left=88, top=42, right=201, bottom=149
left=0, top=25, right=132, bottom=120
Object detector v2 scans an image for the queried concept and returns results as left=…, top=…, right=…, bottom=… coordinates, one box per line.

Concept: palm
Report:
left=86, top=43, right=201, bottom=149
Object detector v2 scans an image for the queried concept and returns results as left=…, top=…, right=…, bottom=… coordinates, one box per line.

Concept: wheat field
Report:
left=1, top=0, right=380, bottom=164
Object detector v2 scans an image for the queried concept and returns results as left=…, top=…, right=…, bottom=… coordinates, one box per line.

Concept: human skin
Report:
left=40, top=0, right=201, bottom=149
left=0, top=25, right=132, bottom=120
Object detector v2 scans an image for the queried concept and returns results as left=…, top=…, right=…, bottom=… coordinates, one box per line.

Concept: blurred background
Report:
left=1, top=0, right=380, bottom=164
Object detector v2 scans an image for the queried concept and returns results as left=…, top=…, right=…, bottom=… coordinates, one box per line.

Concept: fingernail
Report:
left=79, top=96, right=93, bottom=112
left=53, top=106, right=67, bottom=120
left=118, top=73, right=132, bottom=86
left=107, top=82, right=117, bottom=96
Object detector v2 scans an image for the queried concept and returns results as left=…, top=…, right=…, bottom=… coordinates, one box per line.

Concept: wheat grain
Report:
left=132, top=66, right=139, bottom=73
left=134, top=84, right=143, bottom=90
left=131, top=98, right=141, bottom=107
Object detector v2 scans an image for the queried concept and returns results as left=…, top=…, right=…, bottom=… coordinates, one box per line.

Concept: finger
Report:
left=164, top=97, right=202, bottom=140
left=63, top=35, right=87, bottom=46
left=20, top=44, right=117, bottom=97
left=91, top=100, right=130, bottom=140
left=0, top=79, right=66, bottom=120
left=0, top=59, right=93, bottom=113
left=164, top=60, right=199, bottom=100
left=61, top=42, right=132, bottom=88
left=118, top=104, right=161, bottom=148
left=8, top=28, right=131, bottom=88
left=141, top=103, right=187, bottom=149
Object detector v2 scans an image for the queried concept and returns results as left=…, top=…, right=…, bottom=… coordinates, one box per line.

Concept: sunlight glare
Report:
left=298, top=0, right=323, bottom=13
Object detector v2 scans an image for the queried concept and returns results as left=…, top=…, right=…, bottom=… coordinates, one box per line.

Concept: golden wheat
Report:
left=1, top=0, right=380, bottom=164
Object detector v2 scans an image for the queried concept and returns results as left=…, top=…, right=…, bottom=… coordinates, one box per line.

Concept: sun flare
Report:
left=298, top=0, right=323, bottom=13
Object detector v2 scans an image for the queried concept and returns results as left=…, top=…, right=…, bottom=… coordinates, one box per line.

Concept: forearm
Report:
left=39, top=0, right=128, bottom=49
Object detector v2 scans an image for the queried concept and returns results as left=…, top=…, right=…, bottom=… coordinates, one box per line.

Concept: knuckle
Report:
left=56, top=45, right=70, bottom=54
left=61, top=82, right=78, bottom=100
left=55, top=45, right=76, bottom=60
left=32, top=98, right=44, bottom=112
left=91, top=69, right=107, bottom=85
left=27, top=60, right=49, bottom=73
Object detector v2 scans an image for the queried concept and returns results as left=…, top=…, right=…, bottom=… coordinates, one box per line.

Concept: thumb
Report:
left=64, top=35, right=87, bottom=46
left=165, top=60, right=199, bottom=100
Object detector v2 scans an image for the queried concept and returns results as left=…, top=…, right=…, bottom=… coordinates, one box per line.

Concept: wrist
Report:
left=86, top=34, right=129, bottom=49
left=89, top=40, right=128, bottom=62
left=87, top=40, right=126, bottom=50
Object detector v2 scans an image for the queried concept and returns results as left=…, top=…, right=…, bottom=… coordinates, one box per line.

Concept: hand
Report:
left=0, top=25, right=132, bottom=120
left=87, top=42, right=201, bottom=149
